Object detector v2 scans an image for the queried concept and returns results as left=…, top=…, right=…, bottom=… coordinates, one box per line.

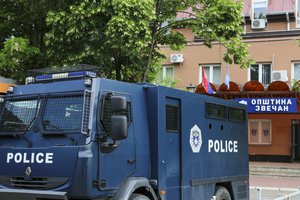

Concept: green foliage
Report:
left=142, top=0, right=253, bottom=82
left=0, top=0, right=252, bottom=83
left=149, top=59, right=178, bottom=88
left=292, top=79, right=300, bottom=92
left=189, top=0, right=253, bottom=68
left=0, top=0, right=81, bottom=82
left=46, top=0, right=154, bottom=81
left=0, top=37, right=40, bottom=81
left=153, top=74, right=178, bottom=88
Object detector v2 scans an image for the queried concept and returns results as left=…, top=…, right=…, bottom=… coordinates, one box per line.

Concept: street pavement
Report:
left=250, top=176, right=300, bottom=199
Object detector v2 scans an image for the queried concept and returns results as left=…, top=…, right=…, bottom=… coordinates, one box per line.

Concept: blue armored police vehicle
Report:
left=0, top=65, right=249, bottom=200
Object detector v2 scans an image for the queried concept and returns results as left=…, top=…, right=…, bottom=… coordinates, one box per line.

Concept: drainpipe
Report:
left=286, top=12, right=290, bottom=31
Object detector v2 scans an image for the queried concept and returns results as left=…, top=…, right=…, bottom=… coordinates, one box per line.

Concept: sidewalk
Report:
left=250, top=161, right=300, bottom=188
left=249, top=162, right=300, bottom=199
left=250, top=161, right=300, bottom=169
left=250, top=176, right=300, bottom=188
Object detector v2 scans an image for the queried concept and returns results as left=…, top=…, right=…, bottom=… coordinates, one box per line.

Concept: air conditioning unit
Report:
left=170, top=54, right=184, bottom=63
left=272, top=70, right=288, bottom=82
left=251, top=19, right=266, bottom=29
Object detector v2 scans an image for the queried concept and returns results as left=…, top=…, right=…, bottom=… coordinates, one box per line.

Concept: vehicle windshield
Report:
left=42, top=95, right=83, bottom=133
left=0, top=98, right=39, bottom=133
left=0, top=93, right=86, bottom=134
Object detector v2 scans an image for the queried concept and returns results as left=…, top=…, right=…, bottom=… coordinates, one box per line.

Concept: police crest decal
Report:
left=189, top=125, right=202, bottom=153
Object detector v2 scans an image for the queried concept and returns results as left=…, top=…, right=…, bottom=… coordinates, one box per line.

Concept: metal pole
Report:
left=256, top=187, right=262, bottom=200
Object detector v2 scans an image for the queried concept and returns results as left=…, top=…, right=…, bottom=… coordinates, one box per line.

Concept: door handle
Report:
left=127, top=159, right=136, bottom=164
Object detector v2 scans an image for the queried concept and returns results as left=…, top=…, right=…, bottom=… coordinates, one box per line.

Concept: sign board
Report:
left=235, top=98, right=297, bottom=113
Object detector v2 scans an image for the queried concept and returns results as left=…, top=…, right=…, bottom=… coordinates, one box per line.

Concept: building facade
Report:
left=161, top=0, right=300, bottom=162
left=161, top=0, right=300, bottom=89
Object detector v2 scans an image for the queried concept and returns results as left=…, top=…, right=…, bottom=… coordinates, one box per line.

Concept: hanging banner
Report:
left=235, top=98, right=297, bottom=113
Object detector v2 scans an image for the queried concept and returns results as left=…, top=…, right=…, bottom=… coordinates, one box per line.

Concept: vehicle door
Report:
left=98, top=92, right=136, bottom=190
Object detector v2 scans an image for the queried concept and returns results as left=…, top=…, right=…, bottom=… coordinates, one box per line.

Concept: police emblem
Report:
left=189, top=125, right=202, bottom=153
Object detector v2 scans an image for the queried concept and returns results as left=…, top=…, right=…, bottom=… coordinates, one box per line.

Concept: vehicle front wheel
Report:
left=214, top=186, right=231, bottom=200
left=129, top=193, right=150, bottom=200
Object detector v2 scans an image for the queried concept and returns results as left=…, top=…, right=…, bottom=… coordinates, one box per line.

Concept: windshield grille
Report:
left=42, top=94, right=84, bottom=133
left=0, top=98, right=39, bottom=133
left=0, top=91, right=91, bottom=134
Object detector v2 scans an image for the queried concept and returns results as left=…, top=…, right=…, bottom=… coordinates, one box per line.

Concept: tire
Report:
left=129, top=193, right=150, bottom=200
left=214, top=186, right=232, bottom=200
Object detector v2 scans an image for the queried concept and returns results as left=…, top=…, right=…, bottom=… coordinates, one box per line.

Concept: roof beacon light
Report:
left=52, top=73, right=68, bottom=79
left=34, top=70, right=97, bottom=82
left=7, top=86, right=14, bottom=93
left=25, top=77, right=35, bottom=84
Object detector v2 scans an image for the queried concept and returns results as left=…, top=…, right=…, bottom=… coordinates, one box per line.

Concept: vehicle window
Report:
left=0, top=98, right=39, bottom=133
left=101, top=94, right=131, bottom=134
left=228, top=107, right=246, bottom=123
left=205, top=102, right=226, bottom=119
left=42, top=94, right=83, bottom=133
left=166, top=105, right=179, bottom=132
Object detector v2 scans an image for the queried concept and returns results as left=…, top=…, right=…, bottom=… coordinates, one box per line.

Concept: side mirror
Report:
left=111, top=96, right=127, bottom=112
left=111, top=115, right=128, bottom=140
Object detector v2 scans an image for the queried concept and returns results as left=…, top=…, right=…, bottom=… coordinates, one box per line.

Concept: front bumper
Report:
left=0, top=188, right=67, bottom=200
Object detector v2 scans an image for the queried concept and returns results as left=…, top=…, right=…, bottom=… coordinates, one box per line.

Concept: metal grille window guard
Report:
left=0, top=98, right=39, bottom=133
left=101, top=95, right=132, bottom=135
left=42, top=94, right=84, bottom=133
left=0, top=91, right=91, bottom=135
left=82, top=91, right=92, bottom=134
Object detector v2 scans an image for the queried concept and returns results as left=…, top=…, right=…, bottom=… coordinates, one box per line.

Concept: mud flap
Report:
left=0, top=188, right=67, bottom=200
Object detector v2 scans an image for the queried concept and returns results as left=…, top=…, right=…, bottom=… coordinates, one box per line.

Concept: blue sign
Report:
left=235, top=98, right=298, bottom=113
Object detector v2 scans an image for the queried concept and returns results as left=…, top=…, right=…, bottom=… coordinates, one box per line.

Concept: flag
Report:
left=225, top=63, right=230, bottom=90
left=201, top=67, right=214, bottom=94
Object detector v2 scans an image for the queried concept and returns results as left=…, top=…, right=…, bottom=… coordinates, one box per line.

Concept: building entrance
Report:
left=292, top=120, right=300, bottom=162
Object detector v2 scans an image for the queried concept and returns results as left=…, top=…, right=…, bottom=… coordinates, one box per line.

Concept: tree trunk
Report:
left=142, top=30, right=156, bottom=82
left=115, top=61, right=121, bottom=81
left=142, top=0, right=161, bottom=82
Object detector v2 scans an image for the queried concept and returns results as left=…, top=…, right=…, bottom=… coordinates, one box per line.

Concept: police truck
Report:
left=0, top=65, right=249, bottom=200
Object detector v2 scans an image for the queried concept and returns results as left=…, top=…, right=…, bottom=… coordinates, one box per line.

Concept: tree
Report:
left=191, top=0, right=251, bottom=68
left=0, top=37, right=40, bottom=81
left=0, top=0, right=77, bottom=50
left=46, top=0, right=154, bottom=81
left=0, top=0, right=81, bottom=81
left=46, top=0, right=251, bottom=82
left=0, top=0, right=251, bottom=83
left=142, top=0, right=252, bottom=82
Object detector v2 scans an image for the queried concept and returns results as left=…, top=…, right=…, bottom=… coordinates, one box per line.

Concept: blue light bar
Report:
left=34, top=71, right=96, bottom=82
left=68, top=71, right=96, bottom=78
left=68, top=71, right=85, bottom=77
left=36, top=74, right=52, bottom=81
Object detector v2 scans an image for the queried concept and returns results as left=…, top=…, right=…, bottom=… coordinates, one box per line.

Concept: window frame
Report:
left=228, top=107, right=247, bottom=123
left=166, top=104, right=179, bottom=133
left=248, top=119, right=272, bottom=145
left=296, top=0, right=300, bottom=28
left=292, top=62, right=300, bottom=81
left=252, top=0, right=268, bottom=20
left=162, top=65, right=174, bottom=80
left=205, top=102, right=227, bottom=120
left=199, top=64, right=221, bottom=85
left=248, top=63, right=272, bottom=84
